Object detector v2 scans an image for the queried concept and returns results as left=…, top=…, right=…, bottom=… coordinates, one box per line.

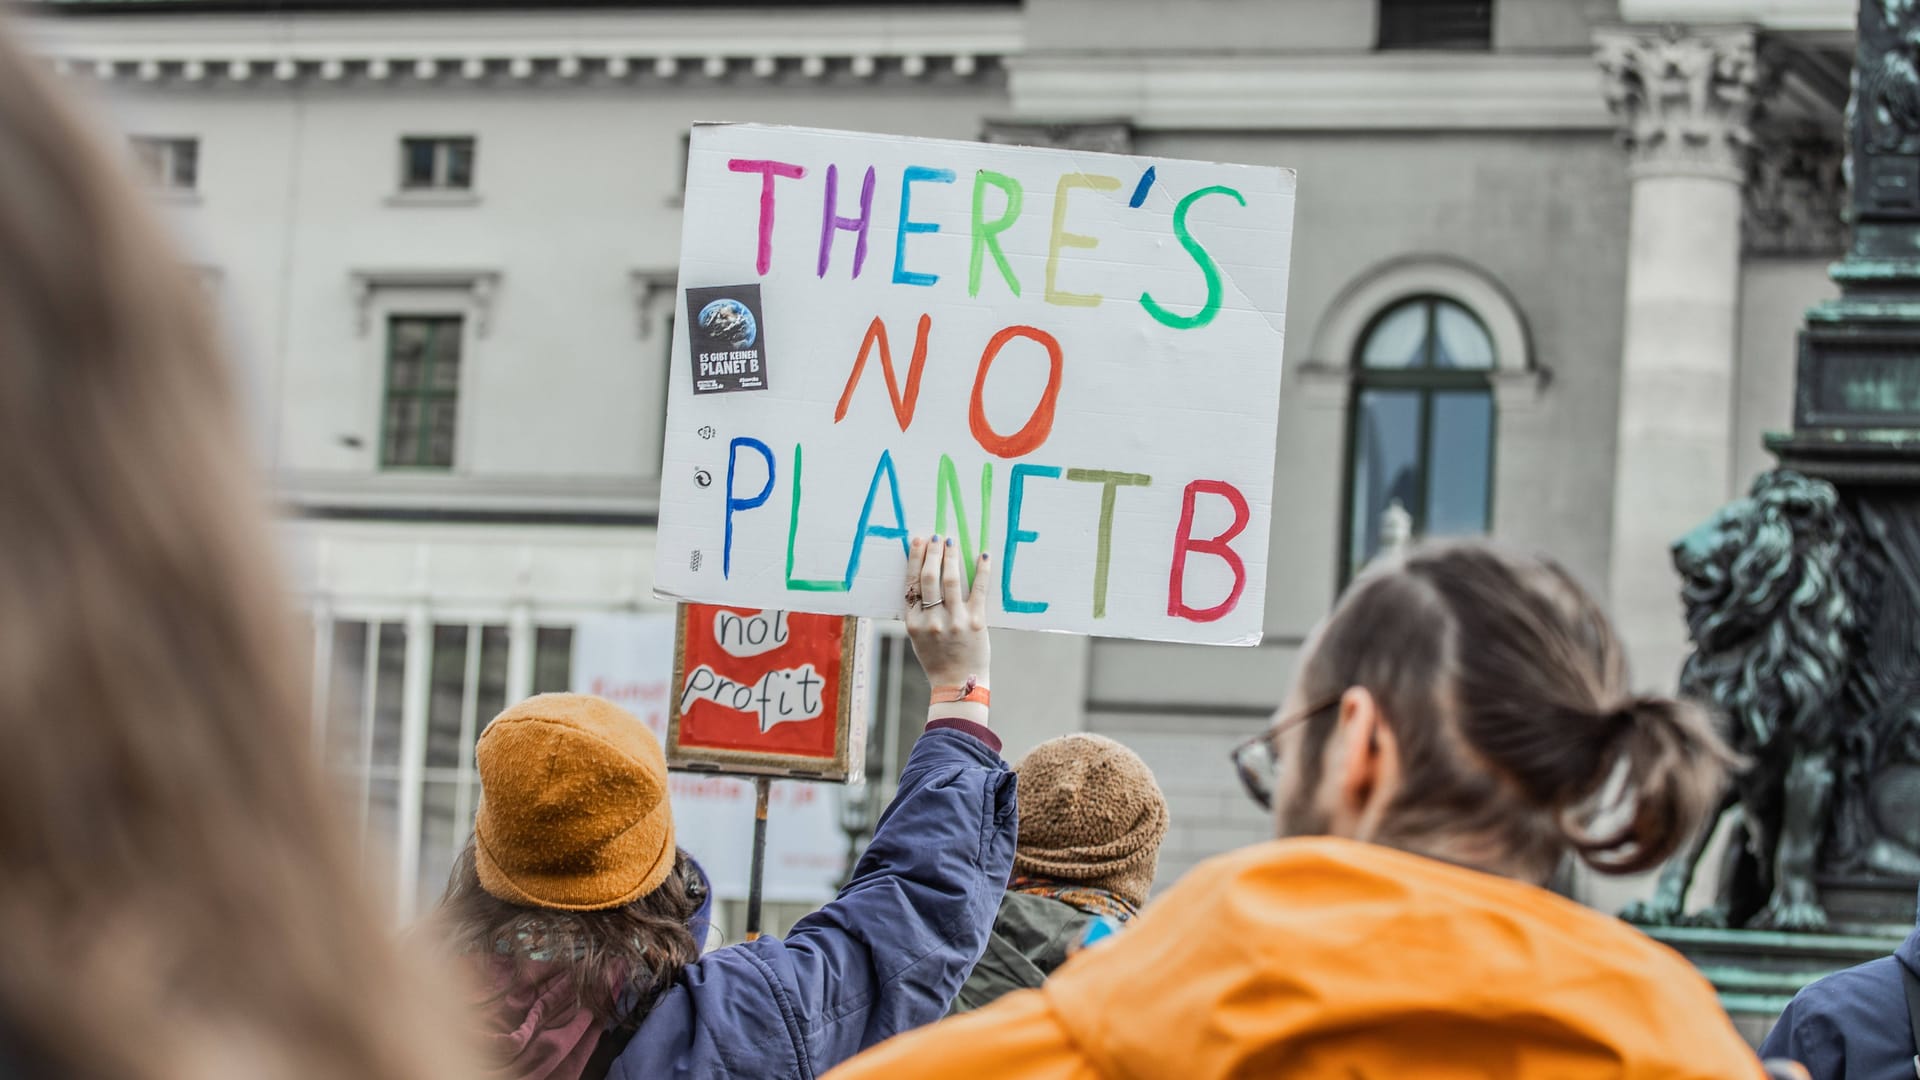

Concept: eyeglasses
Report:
left=1229, top=696, right=1340, bottom=810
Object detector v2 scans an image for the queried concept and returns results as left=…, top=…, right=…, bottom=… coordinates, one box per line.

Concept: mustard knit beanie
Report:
left=1012, top=733, right=1169, bottom=908
left=473, top=693, right=677, bottom=912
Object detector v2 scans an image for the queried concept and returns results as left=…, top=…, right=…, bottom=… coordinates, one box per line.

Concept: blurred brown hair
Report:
left=0, top=18, right=475, bottom=1079
left=1291, top=541, right=1738, bottom=884
left=438, top=843, right=704, bottom=1044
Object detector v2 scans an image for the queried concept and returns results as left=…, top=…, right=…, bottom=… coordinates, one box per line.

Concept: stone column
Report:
left=1594, top=26, right=1759, bottom=690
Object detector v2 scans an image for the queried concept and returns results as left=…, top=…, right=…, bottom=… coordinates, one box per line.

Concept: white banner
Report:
left=571, top=613, right=847, bottom=903
left=655, top=123, right=1296, bottom=645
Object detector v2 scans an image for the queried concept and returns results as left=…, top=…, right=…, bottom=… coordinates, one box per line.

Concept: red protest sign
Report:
left=666, top=604, right=869, bottom=782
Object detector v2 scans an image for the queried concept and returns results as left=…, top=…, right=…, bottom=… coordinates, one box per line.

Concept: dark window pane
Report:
left=477, top=626, right=510, bottom=728
left=533, top=627, right=573, bottom=695
left=1379, top=0, right=1493, bottom=50
left=385, top=317, right=459, bottom=470
left=1427, top=391, right=1494, bottom=537
left=1360, top=301, right=1429, bottom=369
left=445, top=139, right=475, bottom=189
left=426, top=625, right=469, bottom=770
left=365, top=777, right=399, bottom=880
left=417, top=780, right=460, bottom=914
left=1349, top=390, right=1424, bottom=577
left=1433, top=301, right=1495, bottom=369
left=424, top=401, right=458, bottom=467
left=427, top=321, right=463, bottom=390
left=402, top=138, right=437, bottom=188
left=325, top=620, right=370, bottom=769
left=383, top=398, right=422, bottom=466
left=370, top=623, right=407, bottom=769
left=389, top=319, right=429, bottom=390
left=171, top=139, right=198, bottom=189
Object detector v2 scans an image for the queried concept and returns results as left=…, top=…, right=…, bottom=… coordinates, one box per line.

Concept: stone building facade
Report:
left=19, top=0, right=1856, bottom=916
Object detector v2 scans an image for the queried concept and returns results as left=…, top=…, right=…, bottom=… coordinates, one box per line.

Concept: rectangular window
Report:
left=416, top=623, right=509, bottom=911
left=318, top=618, right=511, bottom=917
left=400, top=136, right=476, bottom=191
left=131, top=136, right=198, bottom=191
left=381, top=315, right=463, bottom=469
left=1378, top=0, right=1493, bottom=51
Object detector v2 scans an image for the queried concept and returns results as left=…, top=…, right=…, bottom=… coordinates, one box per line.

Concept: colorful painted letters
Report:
left=664, top=125, right=1295, bottom=645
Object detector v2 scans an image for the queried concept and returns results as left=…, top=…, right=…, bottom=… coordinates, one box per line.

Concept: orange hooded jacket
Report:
left=827, top=838, right=1764, bottom=1079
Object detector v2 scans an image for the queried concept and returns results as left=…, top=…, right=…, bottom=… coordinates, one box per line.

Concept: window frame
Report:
left=399, top=135, right=477, bottom=192
left=1376, top=0, right=1495, bottom=52
left=131, top=135, right=199, bottom=192
left=1339, top=294, right=1499, bottom=586
left=378, top=313, right=466, bottom=471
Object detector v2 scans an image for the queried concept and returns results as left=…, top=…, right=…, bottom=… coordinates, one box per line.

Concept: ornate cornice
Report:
left=1619, top=0, right=1853, bottom=35
left=1595, top=25, right=1761, bottom=181
left=1007, top=54, right=1615, bottom=132
left=350, top=268, right=500, bottom=336
left=19, top=9, right=1016, bottom=85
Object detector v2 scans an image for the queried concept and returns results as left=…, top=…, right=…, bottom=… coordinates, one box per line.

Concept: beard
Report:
left=1276, top=777, right=1332, bottom=839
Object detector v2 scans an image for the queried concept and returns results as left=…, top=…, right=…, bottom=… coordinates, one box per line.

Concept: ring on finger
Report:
left=921, top=597, right=946, bottom=609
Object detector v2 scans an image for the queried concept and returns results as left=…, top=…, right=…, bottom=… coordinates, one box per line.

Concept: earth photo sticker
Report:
left=686, top=283, right=770, bottom=394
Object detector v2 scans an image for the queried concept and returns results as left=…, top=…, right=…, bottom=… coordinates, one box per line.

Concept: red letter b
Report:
left=1168, top=479, right=1250, bottom=623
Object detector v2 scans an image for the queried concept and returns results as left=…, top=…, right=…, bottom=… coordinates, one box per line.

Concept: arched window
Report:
left=1344, top=296, right=1496, bottom=581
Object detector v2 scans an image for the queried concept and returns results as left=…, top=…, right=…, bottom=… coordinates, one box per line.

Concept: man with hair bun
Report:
left=831, top=541, right=1770, bottom=1079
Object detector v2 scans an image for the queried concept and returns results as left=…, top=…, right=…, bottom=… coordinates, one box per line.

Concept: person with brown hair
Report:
left=952, top=733, right=1168, bottom=1013
left=0, top=14, right=479, bottom=1080
left=830, top=540, right=1771, bottom=1079
left=439, top=535, right=1016, bottom=1080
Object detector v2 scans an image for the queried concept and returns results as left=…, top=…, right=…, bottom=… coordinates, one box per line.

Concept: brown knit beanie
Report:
left=1012, top=733, right=1169, bottom=908
left=473, top=693, right=677, bottom=912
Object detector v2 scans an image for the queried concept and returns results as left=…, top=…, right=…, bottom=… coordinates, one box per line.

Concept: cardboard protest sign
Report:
left=571, top=613, right=846, bottom=902
left=655, top=124, right=1296, bottom=645
left=667, top=604, right=869, bottom=782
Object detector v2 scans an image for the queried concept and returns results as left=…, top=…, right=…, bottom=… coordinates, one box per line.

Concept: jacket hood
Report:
left=686, top=854, right=717, bottom=956
left=1897, top=922, right=1920, bottom=974
left=1036, top=838, right=1763, bottom=1078
left=478, top=955, right=602, bottom=1080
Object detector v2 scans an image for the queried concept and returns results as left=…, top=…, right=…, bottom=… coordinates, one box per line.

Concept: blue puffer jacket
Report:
left=610, top=725, right=1017, bottom=1079
left=1759, top=923, right=1920, bottom=1078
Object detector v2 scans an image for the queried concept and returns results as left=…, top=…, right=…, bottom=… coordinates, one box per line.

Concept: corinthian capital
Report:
left=1595, top=26, right=1760, bottom=180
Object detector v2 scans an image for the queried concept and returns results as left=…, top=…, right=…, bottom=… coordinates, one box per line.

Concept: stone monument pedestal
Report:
left=1646, top=922, right=1905, bottom=1047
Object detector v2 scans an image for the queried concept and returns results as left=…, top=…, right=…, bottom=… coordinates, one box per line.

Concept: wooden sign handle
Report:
left=744, top=776, right=772, bottom=941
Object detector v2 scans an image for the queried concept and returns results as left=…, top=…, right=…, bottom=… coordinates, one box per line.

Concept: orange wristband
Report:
left=931, top=676, right=990, bottom=707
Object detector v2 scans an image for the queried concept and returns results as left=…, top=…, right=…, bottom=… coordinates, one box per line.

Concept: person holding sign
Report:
left=828, top=542, right=1769, bottom=1079
left=439, top=536, right=1013, bottom=1080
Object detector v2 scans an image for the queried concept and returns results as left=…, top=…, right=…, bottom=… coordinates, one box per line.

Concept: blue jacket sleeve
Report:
left=611, top=728, right=1017, bottom=1080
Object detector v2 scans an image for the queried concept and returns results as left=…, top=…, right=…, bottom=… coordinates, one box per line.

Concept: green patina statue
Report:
left=1627, top=470, right=1920, bottom=931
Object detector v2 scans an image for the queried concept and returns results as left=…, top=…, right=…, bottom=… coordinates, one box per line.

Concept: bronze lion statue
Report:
left=1623, top=470, right=1860, bottom=931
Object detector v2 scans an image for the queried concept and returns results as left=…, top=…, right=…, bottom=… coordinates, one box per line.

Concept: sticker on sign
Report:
left=655, top=123, right=1297, bottom=646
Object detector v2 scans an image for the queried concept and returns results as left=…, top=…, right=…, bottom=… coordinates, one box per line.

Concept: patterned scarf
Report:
left=1008, top=875, right=1139, bottom=922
